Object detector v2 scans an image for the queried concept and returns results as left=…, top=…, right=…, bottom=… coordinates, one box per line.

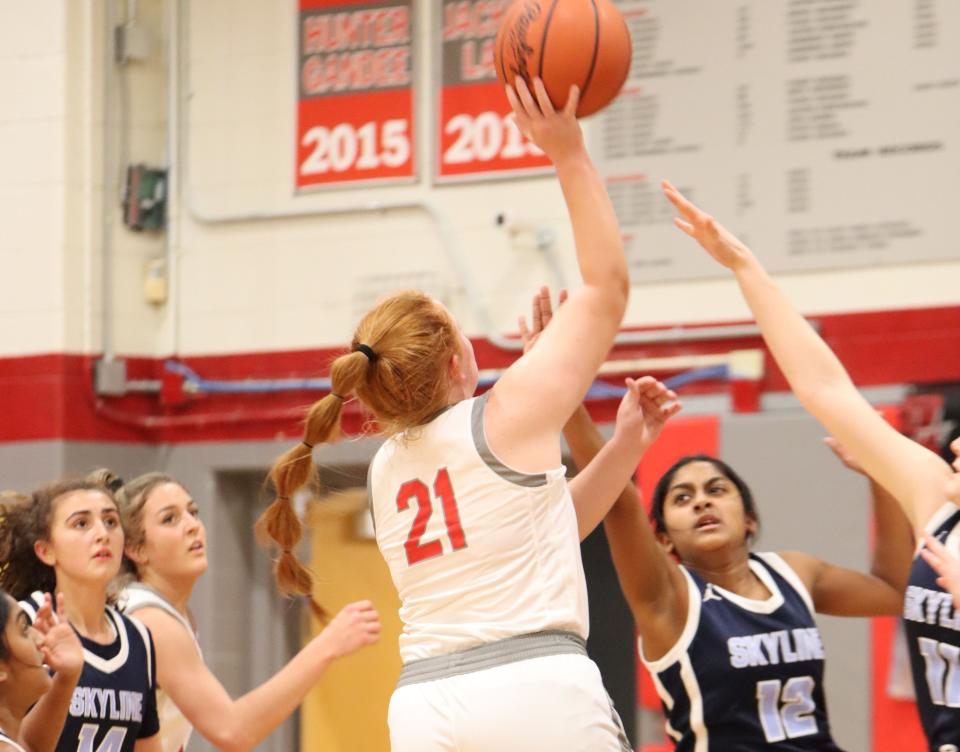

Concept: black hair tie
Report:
left=302, top=441, right=314, bottom=450
left=356, top=344, right=379, bottom=363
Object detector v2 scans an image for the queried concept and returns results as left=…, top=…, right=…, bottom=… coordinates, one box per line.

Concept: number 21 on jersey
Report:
left=396, top=468, right=468, bottom=566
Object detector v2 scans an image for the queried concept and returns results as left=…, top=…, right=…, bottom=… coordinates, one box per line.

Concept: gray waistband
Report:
left=397, top=630, right=587, bottom=688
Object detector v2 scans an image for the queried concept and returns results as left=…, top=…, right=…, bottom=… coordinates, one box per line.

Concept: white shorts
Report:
left=388, top=651, right=629, bottom=752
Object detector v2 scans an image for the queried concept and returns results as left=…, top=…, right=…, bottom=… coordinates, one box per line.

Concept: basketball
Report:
left=494, top=0, right=632, bottom=118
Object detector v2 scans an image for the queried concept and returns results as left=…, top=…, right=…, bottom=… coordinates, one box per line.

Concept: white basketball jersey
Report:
left=370, top=392, right=589, bottom=662
left=121, top=584, right=201, bottom=752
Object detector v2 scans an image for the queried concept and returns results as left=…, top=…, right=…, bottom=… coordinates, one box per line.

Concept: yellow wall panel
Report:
left=302, top=492, right=402, bottom=752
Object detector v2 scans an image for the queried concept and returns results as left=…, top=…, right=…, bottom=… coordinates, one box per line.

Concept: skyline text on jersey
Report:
left=69, top=688, right=145, bottom=724
left=904, top=585, right=960, bottom=631
left=728, top=627, right=826, bottom=669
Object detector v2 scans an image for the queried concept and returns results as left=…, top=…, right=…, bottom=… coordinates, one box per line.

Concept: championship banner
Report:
left=436, top=0, right=552, bottom=182
left=297, top=0, right=416, bottom=189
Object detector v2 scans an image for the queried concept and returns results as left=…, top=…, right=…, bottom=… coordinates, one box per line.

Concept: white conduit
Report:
left=477, top=349, right=765, bottom=384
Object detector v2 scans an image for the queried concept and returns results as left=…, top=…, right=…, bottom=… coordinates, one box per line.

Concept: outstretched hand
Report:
left=506, top=77, right=583, bottom=163
left=33, top=592, right=84, bottom=681
left=662, top=180, right=753, bottom=271
left=614, top=376, right=682, bottom=453
left=518, top=286, right=568, bottom=354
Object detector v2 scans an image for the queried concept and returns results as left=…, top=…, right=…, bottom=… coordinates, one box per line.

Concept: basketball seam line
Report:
left=497, top=3, right=512, bottom=86
left=538, top=0, right=559, bottom=80
left=580, top=0, right=602, bottom=105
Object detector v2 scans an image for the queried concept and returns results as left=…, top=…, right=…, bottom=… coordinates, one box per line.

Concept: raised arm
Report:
left=515, top=289, right=681, bottom=539
left=137, top=601, right=379, bottom=752
left=487, top=80, right=629, bottom=469
left=663, top=181, right=953, bottom=531
left=563, top=406, right=689, bottom=658
left=824, top=436, right=915, bottom=594
left=20, top=594, right=83, bottom=752
left=568, top=377, right=682, bottom=539
left=778, top=437, right=915, bottom=617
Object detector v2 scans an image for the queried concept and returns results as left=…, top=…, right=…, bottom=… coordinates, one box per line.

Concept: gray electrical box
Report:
left=94, top=359, right=127, bottom=396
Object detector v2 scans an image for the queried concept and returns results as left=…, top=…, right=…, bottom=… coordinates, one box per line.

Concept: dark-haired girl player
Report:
left=0, top=589, right=84, bottom=752
left=568, top=416, right=912, bottom=750
left=662, top=180, right=960, bottom=750
left=97, top=470, right=380, bottom=752
left=0, top=482, right=161, bottom=752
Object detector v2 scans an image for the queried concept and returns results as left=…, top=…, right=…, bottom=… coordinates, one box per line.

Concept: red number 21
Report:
left=396, top=468, right=468, bottom=566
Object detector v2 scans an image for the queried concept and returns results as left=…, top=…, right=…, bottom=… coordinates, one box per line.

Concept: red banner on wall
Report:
left=436, top=0, right=552, bottom=182
left=296, top=0, right=416, bottom=189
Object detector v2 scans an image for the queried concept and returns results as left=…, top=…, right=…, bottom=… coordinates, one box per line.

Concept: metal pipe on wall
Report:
left=101, top=0, right=117, bottom=361
left=166, top=0, right=181, bottom=355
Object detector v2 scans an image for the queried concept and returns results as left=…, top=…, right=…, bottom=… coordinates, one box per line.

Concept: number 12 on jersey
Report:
left=756, top=677, right=818, bottom=742
left=396, top=468, right=468, bottom=566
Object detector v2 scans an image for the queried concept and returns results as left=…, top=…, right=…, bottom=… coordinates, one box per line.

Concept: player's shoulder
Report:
left=767, top=550, right=819, bottom=583
left=128, top=604, right=195, bottom=647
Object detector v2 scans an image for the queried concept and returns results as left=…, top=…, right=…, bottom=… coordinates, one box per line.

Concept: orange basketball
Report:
left=494, top=0, right=632, bottom=118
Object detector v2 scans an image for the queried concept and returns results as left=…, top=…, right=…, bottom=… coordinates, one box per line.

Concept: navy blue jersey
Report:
left=641, top=553, right=844, bottom=751
left=20, top=593, right=160, bottom=752
left=904, top=503, right=960, bottom=751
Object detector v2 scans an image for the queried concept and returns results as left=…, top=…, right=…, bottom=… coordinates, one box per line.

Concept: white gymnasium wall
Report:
left=176, top=0, right=571, bottom=355
left=164, top=0, right=960, bottom=356
left=2, top=1, right=958, bottom=360
left=0, top=1, right=68, bottom=355
left=0, top=0, right=168, bottom=358
left=103, top=0, right=170, bottom=356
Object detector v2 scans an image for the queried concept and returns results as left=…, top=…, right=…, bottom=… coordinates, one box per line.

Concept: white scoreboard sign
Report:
left=591, top=0, right=960, bottom=281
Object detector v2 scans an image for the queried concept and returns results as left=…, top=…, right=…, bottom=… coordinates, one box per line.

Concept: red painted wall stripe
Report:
left=0, top=306, right=956, bottom=444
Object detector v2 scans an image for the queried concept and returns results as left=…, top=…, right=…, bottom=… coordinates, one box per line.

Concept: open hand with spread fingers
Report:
left=518, top=286, right=568, bottom=355
left=614, top=376, right=682, bottom=456
left=921, top=532, right=960, bottom=610
left=33, top=592, right=84, bottom=681
left=662, top=180, right=753, bottom=271
left=506, top=77, right=583, bottom=164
